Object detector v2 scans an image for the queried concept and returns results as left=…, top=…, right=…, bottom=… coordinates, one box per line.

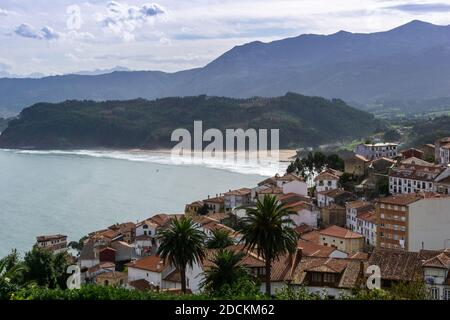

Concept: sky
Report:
left=1, top=0, right=450, bottom=77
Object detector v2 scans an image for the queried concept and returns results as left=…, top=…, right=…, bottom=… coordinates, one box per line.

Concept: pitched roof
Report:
left=317, top=189, right=354, bottom=199
left=356, top=209, right=377, bottom=224
left=283, top=200, right=312, bottom=212
left=126, top=255, right=167, bottom=272
left=376, top=193, right=440, bottom=206
left=298, top=239, right=337, bottom=258
left=314, top=171, right=340, bottom=182
left=96, top=271, right=126, bottom=280
left=368, top=249, right=423, bottom=281
left=291, top=256, right=366, bottom=289
left=422, top=252, right=450, bottom=269
left=400, top=157, right=432, bottom=166
left=323, top=203, right=345, bottom=210
left=203, top=196, right=225, bottom=204
left=277, top=193, right=312, bottom=204
left=319, top=225, right=363, bottom=239
left=345, top=200, right=372, bottom=210
left=258, top=186, right=283, bottom=195
left=294, top=224, right=315, bottom=236
left=87, top=262, right=115, bottom=274
left=163, top=269, right=182, bottom=282
left=224, top=188, right=251, bottom=196
left=202, top=245, right=265, bottom=269
left=128, top=279, right=153, bottom=291
left=301, top=230, right=321, bottom=244
left=36, top=234, right=67, bottom=242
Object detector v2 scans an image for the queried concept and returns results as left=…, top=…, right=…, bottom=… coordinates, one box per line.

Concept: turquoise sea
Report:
left=0, top=149, right=277, bottom=257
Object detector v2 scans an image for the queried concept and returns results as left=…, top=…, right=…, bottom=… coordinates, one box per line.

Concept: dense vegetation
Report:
left=405, top=115, right=450, bottom=147
left=0, top=93, right=381, bottom=149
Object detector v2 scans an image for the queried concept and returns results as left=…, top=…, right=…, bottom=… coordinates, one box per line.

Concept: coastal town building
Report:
left=318, top=225, right=365, bottom=253
left=283, top=200, right=318, bottom=228
left=345, top=201, right=374, bottom=231
left=184, top=200, right=204, bottom=216
left=354, top=143, right=398, bottom=160
left=36, top=234, right=67, bottom=254
left=321, top=204, right=346, bottom=227
left=107, top=222, right=136, bottom=244
left=317, top=189, right=356, bottom=208
left=224, top=188, right=252, bottom=212
left=400, top=148, right=424, bottom=160
left=203, top=195, right=225, bottom=214
left=368, top=249, right=423, bottom=288
left=344, top=154, right=370, bottom=177
left=126, top=255, right=182, bottom=291
left=435, top=137, right=450, bottom=165
left=376, top=193, right=450, bottom=251
left=314, top=169, right=341, bottom=194
left=420, top=249, right=450, bottom=300
left=96, top=271, right=127, bottom=287
left=290, top=254, right=366, bottom=298
left=355, top=209, right=377, bottom=247
left=388, top=163, right=445, bottom=194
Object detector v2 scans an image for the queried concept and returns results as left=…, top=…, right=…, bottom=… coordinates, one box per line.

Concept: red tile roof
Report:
left=319, top=225, right=363, bottom=239
left=126, top=255, right=167, bottom=272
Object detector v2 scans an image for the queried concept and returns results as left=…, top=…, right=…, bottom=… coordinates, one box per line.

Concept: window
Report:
left=324, top=273, right=335, bottom=284
left=445, top=289, right=450, bottom=301
left=311, top=272, right=322, bottom=283
left=430, top=287, right=440, bottom=300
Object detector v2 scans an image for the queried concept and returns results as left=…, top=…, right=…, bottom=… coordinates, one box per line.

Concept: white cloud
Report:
left=0, top=8, right=9, bottom=16
left=14, top=23, right=59, bottom=40
left=99, top=1, right=167, bottom=41
left=41, top=26, right=60, bottom=40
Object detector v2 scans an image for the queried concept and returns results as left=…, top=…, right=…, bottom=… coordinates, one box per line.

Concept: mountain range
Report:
left=1, top=20, right=450, bottom=117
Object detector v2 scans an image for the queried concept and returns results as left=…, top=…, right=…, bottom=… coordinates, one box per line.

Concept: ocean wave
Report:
left=6, top=149, right=286, bottom=176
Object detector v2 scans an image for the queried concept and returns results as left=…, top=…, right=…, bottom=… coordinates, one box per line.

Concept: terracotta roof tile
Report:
left=320, top=225, right=363, bottom=239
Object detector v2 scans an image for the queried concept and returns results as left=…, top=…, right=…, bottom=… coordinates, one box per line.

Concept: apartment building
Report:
left=388, top=163, right=445, bottom=194
left=435, top=137, right=450, bottom=165
left=376, top=193, right=450, bottom=251
left=354, top=143, right=398, bottom=160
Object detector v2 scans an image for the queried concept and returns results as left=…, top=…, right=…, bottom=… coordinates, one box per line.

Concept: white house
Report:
left=422, top=250, right=450, bottom=300
left=355, top=142, right=398, bottom=160
left=345, top=200, right=373, bottom=231
left=355, top=209, right=377, bottom=247
left=224, top=188, right=252, bottom=212
left=314, top=170, right=341, bottom=194
left=388, top=163, right=445, bottom=194
left=126, top=255, right=182, bottom=290
left=283, top=201, right=318, bottom=228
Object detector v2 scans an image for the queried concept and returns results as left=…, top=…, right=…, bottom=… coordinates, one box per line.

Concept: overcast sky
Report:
left=1, top=0, right=450, bottom=76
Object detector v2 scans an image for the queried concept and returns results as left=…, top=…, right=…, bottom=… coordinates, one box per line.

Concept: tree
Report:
left=23, top=247, right=58, bottom=288
left=206, top=229, right=234, bottom=249
left=239, top=195, right=298, bottom=296
left=0, top=250, right=24, bottom=300
left=383, top=129, right=401, bottom=142
left=201, top=249, right=250, bottom=294
left=197, top=203, right=209, bottom=216
left=69, top=235, right=88, bottom=252
left=157, top=217, right=206, bottom=293
left=288, top=152, right=344, bottom=179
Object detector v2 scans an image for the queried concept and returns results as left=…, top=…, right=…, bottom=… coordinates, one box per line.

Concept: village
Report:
left=35, top=137, right=450, bottom=300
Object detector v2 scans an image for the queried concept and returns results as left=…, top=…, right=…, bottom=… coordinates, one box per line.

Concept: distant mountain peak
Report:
left=391, top=19, right=440, bottom=32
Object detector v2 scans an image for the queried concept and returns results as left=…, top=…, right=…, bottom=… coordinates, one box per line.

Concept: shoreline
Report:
left=1, top=148, right=298, bottom=163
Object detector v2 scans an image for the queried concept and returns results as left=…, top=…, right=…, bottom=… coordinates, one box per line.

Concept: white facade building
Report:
left=355, top=143, right=398, bottom=160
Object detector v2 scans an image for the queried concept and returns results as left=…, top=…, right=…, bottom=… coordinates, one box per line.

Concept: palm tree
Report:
left=201, top=249, right=248, bottom=293
left=0, top=250, right=24, bottom=298
left=206, top=228, right=234, bottom=249
left=157, top=216, right=206, bottom=293
left=239, top=195, right=298, bottom=296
